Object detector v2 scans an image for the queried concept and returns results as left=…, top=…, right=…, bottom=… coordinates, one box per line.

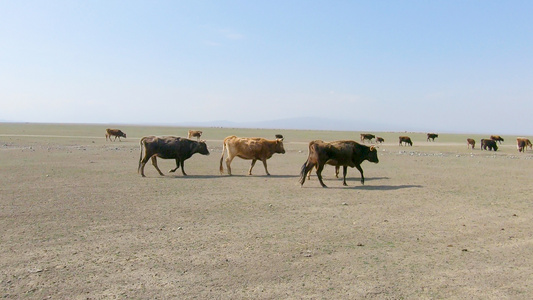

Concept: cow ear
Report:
left=370, top=146, right=376, bottom=151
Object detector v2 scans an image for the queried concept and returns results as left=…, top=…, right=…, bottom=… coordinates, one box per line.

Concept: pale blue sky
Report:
left=1, top=1, right=532, bottom=135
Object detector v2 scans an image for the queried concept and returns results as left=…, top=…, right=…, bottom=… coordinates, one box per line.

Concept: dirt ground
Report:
left=1, top=123, right=533, bottom=299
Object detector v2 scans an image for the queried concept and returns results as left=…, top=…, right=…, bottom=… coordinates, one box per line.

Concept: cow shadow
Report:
left=322, top=184, right=423, bottom=190
left=146, top=174, right=300, bottom=179
left=218, top=174, right=300, bottom=179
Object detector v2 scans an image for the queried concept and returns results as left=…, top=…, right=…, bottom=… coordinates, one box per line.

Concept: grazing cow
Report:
left=490, top=135, right=504, bottom=144
left=376, top=137, right=385, bottom=144
left=299, top=140, right=379, bottom=188
left=105, top=128, right=127, bottom=141
left=187, top=130, right=203, bottom=141
left=517, top=137, right=532, bottom=152
left=427, top=133, right=438, bottom=142
left=360, top=133, right=375, bottom=143
left=399, top=136, right=413, bottom=146
left=467, top=138, right=476, bottom=149
left=138, top=136, right=210, bottom=177
left=219, top=136, right=285, bottom=176
left=275, top=134, right=284, bottom=139
left=481, top=138, right=498, bottom=151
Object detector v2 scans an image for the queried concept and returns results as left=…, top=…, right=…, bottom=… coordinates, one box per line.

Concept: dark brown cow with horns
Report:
left=105, top=128, right=127, bottom=141
left=299, top=140, right=379, bottom=188
left=220, top=136, right=285, bottom=176
left=138, top=136, right=210, bottom=177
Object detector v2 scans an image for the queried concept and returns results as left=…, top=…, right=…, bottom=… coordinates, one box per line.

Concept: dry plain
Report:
left=1, top=123, right=533, bottom=299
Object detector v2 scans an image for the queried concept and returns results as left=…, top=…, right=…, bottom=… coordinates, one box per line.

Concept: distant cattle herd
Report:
left=104, top=128, right=531, bottom=187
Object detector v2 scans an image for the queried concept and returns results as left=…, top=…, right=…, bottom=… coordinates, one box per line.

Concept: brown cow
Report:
left=517, top=137, right=532, bottom=152
left=376, top=137, right=384, bottom=144
left=187, top=130, right=203, bottom=140
left=360, top=133, right=375, bottom=143
left=219, top=136, right=285, bottom=176
left=299, top=140, right=379, bottom=188
left=399, top=136, right=413, bottom=146
left=138, top=136, right=210, bottom=177
left=427, top=133, right=438, bottom=142
left=105, top=128, right=126, bottom=141
left=467, top=138, right=476, bottom=149
left=481, top=138, right=498, bottom=151
left=490, top=135, right=504, bottom=144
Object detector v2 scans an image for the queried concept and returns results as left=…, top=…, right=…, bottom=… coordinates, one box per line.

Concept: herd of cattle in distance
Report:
left=104, top=128, right=532, bottom=188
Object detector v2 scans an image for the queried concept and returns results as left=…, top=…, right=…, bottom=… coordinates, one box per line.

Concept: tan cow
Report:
left=187, top=130, right=203, bottom=140
left=467, top=138, right=476, bottom=149
left=490, top=135, right=504, bottom=144
left=219, top=136, right=285, bottom=175
left=105, top=128, right=126, bottom=141
left=517, top=137, right=532, bottom=152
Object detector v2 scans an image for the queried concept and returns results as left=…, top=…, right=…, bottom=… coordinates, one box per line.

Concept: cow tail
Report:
left=219, top=139, right=226, bottom=174
left=299, top=161, right=308, bottom=184
left=138, top=138, right=145, bottom=173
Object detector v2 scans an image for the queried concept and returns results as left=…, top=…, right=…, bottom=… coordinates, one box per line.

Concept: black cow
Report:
left=299, top=140, right=379, bottom=188
left=376, top=137, right=385, bottom=144
left=481, top=138, right=498, bottom=151
left=399, top=136, right=413, bottom=146
left=138, top=136, right=210, bottom=177
left=427, top=133, right=438, bottom=142
left=360, top=133, right=375, bottom=143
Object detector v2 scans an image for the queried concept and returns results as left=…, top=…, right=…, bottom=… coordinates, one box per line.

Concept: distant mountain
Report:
left=176, top=117, right=398, bottom=132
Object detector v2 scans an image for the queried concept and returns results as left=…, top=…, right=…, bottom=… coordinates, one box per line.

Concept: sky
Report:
left=1, top=1, right=533, bottom=135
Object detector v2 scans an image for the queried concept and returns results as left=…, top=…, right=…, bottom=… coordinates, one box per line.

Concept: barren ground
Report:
left=1, top=123, right=533, bottom=299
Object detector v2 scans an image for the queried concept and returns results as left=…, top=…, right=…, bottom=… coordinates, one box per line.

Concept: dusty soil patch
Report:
left=1, top=124, right=533, bottom=299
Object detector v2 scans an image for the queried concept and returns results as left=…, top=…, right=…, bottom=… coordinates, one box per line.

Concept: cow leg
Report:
left=225, top=155, right=234, bottom=176
left=355, top=164, right=365, bottom=185
left=261, top=160, right=271, bottom=176
left=169, top=159, right=180, bottom=173
left=248, top=159, right=257, bottom=175
left=139, top=158, right=149, bottom=177
left=316, top=164, right=328, bottom=188
left=335, top=166, right=340, bottom=178
left=151, top=156, right=165, bottom=176
left=180, top=159, right=187, bottom=176
left=342, top=166, right=348, bottom=186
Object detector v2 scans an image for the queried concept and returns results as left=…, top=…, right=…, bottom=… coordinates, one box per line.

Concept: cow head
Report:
left=275, top=139, right=285, bottom=154
left=197, top=140, right=210, bottom=155
left=367, top=146, right=379, bottom=163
